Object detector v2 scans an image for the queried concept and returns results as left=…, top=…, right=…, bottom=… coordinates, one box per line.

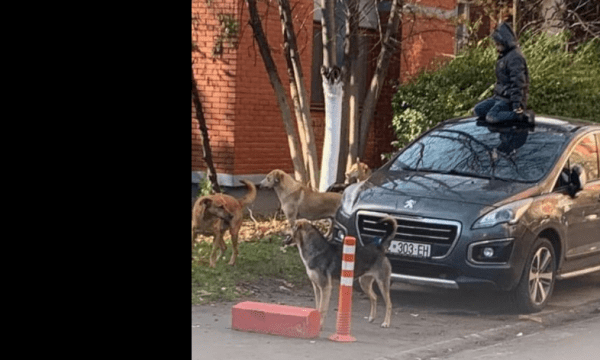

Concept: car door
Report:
left=562, top=132, right=600, bottom=259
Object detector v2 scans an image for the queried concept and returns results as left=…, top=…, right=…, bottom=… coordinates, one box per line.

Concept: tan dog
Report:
left=283, top=218, right=397, bottom=328
left=191, top=180, right=256, bottom=267
left=325, top=159, right=372, bottom=193
left=345, top=158, right=371, bottom=184
left=259, top=170, right=342, bottom=232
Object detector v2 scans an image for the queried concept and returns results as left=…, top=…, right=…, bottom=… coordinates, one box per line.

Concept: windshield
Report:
left=390, top=120, right=569, bottom=182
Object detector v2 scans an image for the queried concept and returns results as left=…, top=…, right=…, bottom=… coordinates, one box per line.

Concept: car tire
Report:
left=510, top=237, right=556, bottom=313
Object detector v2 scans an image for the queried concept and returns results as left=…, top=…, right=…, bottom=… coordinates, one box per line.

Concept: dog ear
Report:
left=201, top=198, right=213, bottom=206
left=274, top=171, right=283, bottom=183
left=291, top=222, right=299, bottom=233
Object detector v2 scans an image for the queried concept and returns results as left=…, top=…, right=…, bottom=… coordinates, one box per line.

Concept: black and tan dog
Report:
left=191, top=180, right=256, bottom=267
left=283, top=217, right=397, bottom=328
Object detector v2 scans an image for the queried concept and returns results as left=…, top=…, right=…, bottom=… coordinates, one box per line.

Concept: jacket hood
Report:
left=492, top=22, right=518, bottom=51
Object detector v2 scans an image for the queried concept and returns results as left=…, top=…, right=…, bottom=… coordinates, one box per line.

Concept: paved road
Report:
left=441, top=315, right=600, bottom=360
left=192, top=272, right=600, bottom=360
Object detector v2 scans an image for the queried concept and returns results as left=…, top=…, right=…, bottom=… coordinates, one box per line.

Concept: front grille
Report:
left=356, top=211, right=461, bottom=258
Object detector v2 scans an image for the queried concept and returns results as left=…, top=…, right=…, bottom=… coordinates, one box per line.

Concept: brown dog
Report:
left=345, top=158, right=371, bottom=184
left=283, top=218, right=397, bottom=328
left=326, top=159, right=372, bottom=193
left=191, top=180, right=256, bottom=267
left=259, top=170, right=342, bottom=233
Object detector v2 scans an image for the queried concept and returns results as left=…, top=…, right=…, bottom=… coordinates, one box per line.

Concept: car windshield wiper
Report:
left=417, top=168, right=497, bottom=180
left=432, top=168, right=534, bottom=183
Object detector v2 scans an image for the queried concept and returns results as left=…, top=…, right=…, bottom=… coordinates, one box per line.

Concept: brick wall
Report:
left=193, top=0, right=459, bottom=184
left=192, top=0, right=313, bottom=184
left=233, top=0, right=313, bottom=176
left=192, top=0, right=241, bottom=175
left=401, top=0, right=457, bottom=82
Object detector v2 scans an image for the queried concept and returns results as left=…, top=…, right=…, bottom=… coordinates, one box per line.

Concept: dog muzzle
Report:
left=282, top=234, right=293, bottom=246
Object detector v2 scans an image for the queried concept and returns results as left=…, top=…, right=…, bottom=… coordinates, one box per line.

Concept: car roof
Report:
left=443, top=115, right=600, bottom=135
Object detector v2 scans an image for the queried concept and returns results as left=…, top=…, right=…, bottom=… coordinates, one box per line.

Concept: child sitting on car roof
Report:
left=473, top=22, right=534, bottom=125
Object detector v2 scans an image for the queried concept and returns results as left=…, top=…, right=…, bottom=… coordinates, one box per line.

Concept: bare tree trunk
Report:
left=513, top=0, right=519, bottom=34
left=320, top=66, right=343, bottom=191
left=320, top=0, right=348, bottom=184
left=358, top=0, right=403, bottom=158
left=192, top=64, right=221, bottom=194
left=277, top=0, right=320, bottom=190
left=247, top=0, right=307, bottom=183
left=320, top=0, right=337, bottom=68
left=344, top=0, right=360, bottom=173
left=282, top=35, right=310, bottom=181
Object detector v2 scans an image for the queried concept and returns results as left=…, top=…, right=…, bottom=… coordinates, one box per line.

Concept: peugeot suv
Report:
left=333, top=116, right=600, bottom=313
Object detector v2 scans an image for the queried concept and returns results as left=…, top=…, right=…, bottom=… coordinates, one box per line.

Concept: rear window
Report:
left=390, top=121, right=570, bottom=182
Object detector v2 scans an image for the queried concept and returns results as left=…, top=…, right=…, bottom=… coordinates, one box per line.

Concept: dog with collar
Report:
left=283, top=217, right=397, bottom=328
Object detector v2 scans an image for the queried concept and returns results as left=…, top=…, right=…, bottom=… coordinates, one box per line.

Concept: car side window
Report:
left=554, top=163, right=571, bottom=189
left=569, top=133, right=599, bottom=182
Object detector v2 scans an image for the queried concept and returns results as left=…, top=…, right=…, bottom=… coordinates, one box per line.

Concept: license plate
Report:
left=388, top=240, right=431, bottom=258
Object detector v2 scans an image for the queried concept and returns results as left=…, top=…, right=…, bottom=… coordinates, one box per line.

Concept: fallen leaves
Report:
left=194, top=214, right=332, bottom=244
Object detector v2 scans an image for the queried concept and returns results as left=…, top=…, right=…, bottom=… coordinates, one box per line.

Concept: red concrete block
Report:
left=231, top=301, right=321, bottom=339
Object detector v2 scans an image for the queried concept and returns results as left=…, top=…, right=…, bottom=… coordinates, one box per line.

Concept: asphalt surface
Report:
left=192, top=272, right=600, bottom=360
left=441, top=316, right=600, bottom=360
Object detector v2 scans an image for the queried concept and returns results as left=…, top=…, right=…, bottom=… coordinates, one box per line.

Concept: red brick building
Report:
left=192, top=0, right=480, bottom=188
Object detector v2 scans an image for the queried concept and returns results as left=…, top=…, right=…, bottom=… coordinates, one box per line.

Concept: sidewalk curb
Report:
left=375, top=299, right=600, bottom=360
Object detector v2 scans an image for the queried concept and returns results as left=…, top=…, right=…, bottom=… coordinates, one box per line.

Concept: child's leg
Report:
left=485, top=100, right=518, bottom=124
left=473, top=98, right=497, bottom=119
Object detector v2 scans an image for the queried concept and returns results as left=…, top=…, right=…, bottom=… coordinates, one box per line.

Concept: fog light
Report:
left=483, top=247, right=495, bottom=258
left=469, top=240, right=514, bottom=264
left=335, top=229, right=345, bottom=242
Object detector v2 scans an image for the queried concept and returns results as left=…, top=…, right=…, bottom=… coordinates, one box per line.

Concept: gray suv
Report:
left=333, top=115, right=600, bottom=313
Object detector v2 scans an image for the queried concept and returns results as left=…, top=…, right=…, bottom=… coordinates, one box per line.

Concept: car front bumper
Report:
left=333, top=210, right=537, bottom=292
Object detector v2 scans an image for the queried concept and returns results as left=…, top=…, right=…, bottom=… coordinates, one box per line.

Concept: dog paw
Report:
left=380, top=322, right=390, bottom=328
left=368, top=316, right=375, bottom=323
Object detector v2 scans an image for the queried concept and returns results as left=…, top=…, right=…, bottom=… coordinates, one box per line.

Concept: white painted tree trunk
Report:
left=319, top=71, right=343, bottom=192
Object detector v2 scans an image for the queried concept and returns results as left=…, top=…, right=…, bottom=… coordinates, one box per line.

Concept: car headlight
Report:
left=472, top=198, right=533, bottom=229
left=340, top=183, right=361, bottom=216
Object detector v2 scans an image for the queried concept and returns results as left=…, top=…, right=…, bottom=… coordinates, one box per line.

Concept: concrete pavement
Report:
left=192, top=273, right=600, bottom=360
left=441, top=315, right=600, bottom=360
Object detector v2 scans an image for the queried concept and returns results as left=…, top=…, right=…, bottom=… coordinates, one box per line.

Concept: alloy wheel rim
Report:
left=528, top=247, right=554, bottom=306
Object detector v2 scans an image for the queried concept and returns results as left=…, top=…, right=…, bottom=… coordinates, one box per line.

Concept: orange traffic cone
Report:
left=329, top=236, right=357, bottom=342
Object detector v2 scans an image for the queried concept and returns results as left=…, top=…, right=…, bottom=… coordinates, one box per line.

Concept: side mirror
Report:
left=569, top=164, right=587, bottom=196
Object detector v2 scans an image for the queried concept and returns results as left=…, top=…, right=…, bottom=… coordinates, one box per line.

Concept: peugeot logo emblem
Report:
left=404, top=199, right=416, bottom=209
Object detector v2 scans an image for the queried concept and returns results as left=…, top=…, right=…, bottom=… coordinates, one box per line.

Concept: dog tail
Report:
left=237, top=180, right=257, bottom=206
left=377, top=217, right=397, bottom=250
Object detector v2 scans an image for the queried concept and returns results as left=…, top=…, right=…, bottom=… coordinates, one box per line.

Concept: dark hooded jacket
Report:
left=492, top=22, right=529, bottom=110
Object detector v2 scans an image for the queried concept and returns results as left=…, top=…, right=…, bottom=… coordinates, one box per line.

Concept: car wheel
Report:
left=510, top=237, right=556, bottom=313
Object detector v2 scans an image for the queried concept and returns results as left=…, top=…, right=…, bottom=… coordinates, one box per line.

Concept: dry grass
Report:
left=193, top=210, right=331, bottom=245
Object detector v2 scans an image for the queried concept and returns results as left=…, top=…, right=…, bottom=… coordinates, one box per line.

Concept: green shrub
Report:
left=391, top=32, right=600, bottom=150
left=197, top=175, right=214, bottom=197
